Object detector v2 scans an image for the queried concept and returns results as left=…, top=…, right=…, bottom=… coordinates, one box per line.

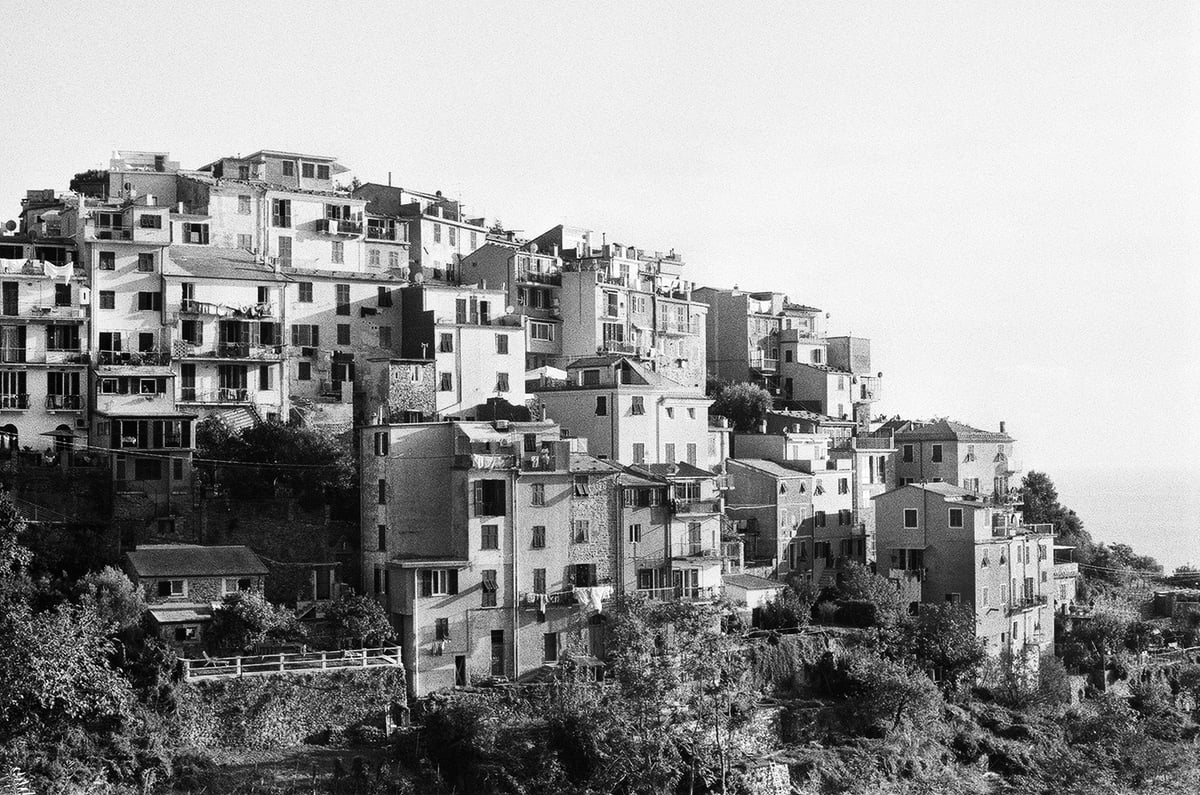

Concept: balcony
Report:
left=176, top=343, right=283, bottom=361
left=45, top=394, right=84, bottom=411
left=0, top=394, right=29, bottom=411
left=366, top=224, right=404, bottom=242
left=887, top=567, right=927, bottom=582
left=98, top=350, right=171, bottom=367
left=179, top=299, right=222, bottom=316
left=749, top=352, right=779, bottom=372
left=599, top=340, right=641, bottom=356
left=1007, top=595, right=1049, bottom=615
left=516, top=269, right=562, bottom=286
left=991, top=521, right=1054, bottom=538
left=656, top=322, right=699, bottom=336
left=855, top=375, right=881, bottom=402
left=90, top=225, right=132, bottom=241
left=179, top=387, right=251, bottom=404
left=24, top=305, right=85, bottom=321
left=453, top=453, right=517, bottom=471
left=671, top=498, right=721, bottom=515
left=316, top=218, right=363, bottom=236
left=0, top=347, right=25, bottom=364
left=635, top=585, right=719, bottom=602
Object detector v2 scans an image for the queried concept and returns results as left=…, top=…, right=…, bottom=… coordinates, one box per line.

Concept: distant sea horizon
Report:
left=1043, top=464, right=1200, bottom=573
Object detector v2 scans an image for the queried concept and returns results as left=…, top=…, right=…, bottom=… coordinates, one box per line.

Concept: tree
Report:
left=837, top=649, right=943, bottom=736
left=709, top=382, right=773, bottom=432
left=906, top=602, right=986, bottom=696
left=77, top=566, right=146, bottom=635
left=196, top=417, right=356, bottom=511
left=0, top=496, right=32, bottom=609
left=837, top=561, right=902, bottom=628
left=1021, top=471, right=1089, bottom=549
left=326, top=593, right=395, bottom=646
left=758, top=583, right=817, bottom=630
left=207, top=592, right=307, bottom=652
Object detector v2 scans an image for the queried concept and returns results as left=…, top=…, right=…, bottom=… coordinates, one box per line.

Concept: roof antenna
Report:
left=388, top=171, right=392, bottom=187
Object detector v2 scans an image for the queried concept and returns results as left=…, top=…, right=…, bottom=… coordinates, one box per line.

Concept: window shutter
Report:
left=419, top=569, right=432, bottom=597
left=448, top=569, right=459, bottom=594
left=291, top=325, right=299, bottom=346
left=311, top=326, right=319, bottom=346
left=473, top=481, right=484, bottom=516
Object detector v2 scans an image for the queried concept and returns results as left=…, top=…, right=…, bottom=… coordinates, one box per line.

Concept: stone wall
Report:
left=172, top=666, right=405, bottom=750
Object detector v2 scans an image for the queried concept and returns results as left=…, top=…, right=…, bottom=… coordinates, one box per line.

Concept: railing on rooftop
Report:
left=516, top=269, right=562, bottom=285
left=179, top=387, right=252, bottom=404
left=671, top=499, right=721, bottom=515
left=366, top=224, right=404, bottom=242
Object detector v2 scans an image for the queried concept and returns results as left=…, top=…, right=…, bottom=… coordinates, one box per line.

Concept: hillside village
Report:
left=0, top=149, right=1194, bottom=794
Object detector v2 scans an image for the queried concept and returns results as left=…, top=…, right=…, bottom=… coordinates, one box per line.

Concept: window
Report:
left=531, top=526, right=546, bottom=549
left=379, top=327, right=392, bottom=348
left=533, top=568, right=547, bottom=594
left=232, top=233, right=251, bottom=250
left=530, top=322, right=553, bottom=341
left=377, top=286, right=393, bottom=308
left=298, top=361, right=311, bottom=380
left=337, top=324, right=350, bottom=345
left=54, top=283, right=70, bottom=306
left=271, top=199, right=291, bottom=228
left=238, top=194, right=251, bottom=214
left=223, top=577, right=253, bottom=594
left=815, top=511, right=827, bottom=528
left=297, top=282, right=313, bottom=303
left=838, top=509, right=852, bottom=525
left=664, top=443, right=676, bottom=463
left=335, top=284, right=350, bottom=315
left=377, top=478, right=387, bottom=504
left=373, top=431, right=390, bottom=456
left=317, top=164, right=330, bottom=180
left=496, top=373, right=509, bottom=392
left=282, top=160, right=295, bottom=177
left=481, top=524, right=499, bottom=549
left=632, top=443, right=645, bottom=464
left=439, top=333, right=453, bottom=353
left=481, top=569, right=498, bottom=607
left=433, top=223, right=441, bottom=243
left=838, top=477, right=849, bottom=495
left=574, top=475, right=590, bottom=496
left=137, top=292, right=162, bottom=311
left=138, top=332, right=155, bottom=352
left=157, top=579, right=185, bottom=598
left=903, top=509, right=918, bottom=528
left=377, top=524, right=387, bottom=551
left=368, top=249, right=380, bottom=268
left=439, top=372, right=453, bottom=391
left=132, top=252, right=155, bottom=273
left=595, top=396, right=607, bottom=416
left=388, top=251, right=400, bottom=269
left=572, top=564, right=597, bottom=587
left=495, top=334, right=508, bottom=354
left=291, top=324, right=319, bottom=346
left=531, top=483, right=545, bottom=506
left=902, top=444, right=914, bottom=463
left=948, top=508, right=964, bottom=528
left=302, top=162, right=315, bottom=178
left=628, top=524, right=642, bottom=543
left=258, top=365, right=271, bottom=390
left=435, top=618, right=450, bottom=640
left=420, top=568, right=458, bottom=597
left=573, top=520, right=590, bottom=543
left=98, top=251, right=115, bottom=270
left=98, top=290, right=115, bottom=309
left=139, top=214, right=162, bottom=229
left=630, top=396, right=644, bottom=415
left=473, top=480, right=506, bottom=516
left=666, top=407, right=675, bottom=419
left=332, top=241, right=344, bottom=264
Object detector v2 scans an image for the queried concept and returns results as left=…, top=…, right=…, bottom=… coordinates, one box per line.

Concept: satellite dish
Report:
left=505, top=305, right=515, bottom=314
left=3, top=220, right=15, bottom=232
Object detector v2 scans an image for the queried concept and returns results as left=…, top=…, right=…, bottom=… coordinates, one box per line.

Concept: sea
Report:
left=1050, top=465, right=1200, bottom=573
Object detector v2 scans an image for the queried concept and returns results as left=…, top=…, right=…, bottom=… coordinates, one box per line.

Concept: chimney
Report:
left=999, top=421, right=1006, bottom=434
left=177, top=202, right=184, bottom=214
left=388, top=171, right=392, bottom=187
left=756, top=420, right=767, bottom=434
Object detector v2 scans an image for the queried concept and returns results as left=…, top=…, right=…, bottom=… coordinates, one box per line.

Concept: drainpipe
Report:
left=509, top=464, right=519, bottom=679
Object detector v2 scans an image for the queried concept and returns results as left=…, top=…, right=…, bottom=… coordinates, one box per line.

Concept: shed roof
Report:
left=895, top=419, right=1013, bottom=443
left=723, top=574, right=785, bottom=591
left=126, top=545, right=267, bottom=578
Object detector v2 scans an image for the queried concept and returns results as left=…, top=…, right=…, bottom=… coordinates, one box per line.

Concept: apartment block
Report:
left=530, top=354, right=712, bottom=467
left=893, top=419, right=1020, bottom=499
left=398, top=283, right=526, bottom=419
left=725, top=459, right=814, bottom=575
left=874, top=482, right=1054, bottom=656
left=532, top=225, right=708, bottom=389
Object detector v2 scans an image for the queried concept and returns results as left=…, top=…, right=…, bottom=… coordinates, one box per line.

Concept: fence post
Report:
left=236, top=657, right=242, bottom=677
left=279, top=654, right=285, bottom=673
left=321, top=651, right=327, bottom=670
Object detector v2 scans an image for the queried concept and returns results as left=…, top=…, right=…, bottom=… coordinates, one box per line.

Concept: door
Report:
left=490, top=630, right=505, bottom=677
left=1, top=283, right=17, bottom=316
left=454, top=655, right=467, bottom=687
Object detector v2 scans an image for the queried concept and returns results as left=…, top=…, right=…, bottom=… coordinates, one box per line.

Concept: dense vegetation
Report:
left=2, top=470, right=1198, bottom=793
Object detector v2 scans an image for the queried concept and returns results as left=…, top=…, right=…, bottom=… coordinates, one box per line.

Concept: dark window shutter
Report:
left=312, top=326, right=319, bottom=346
left=420, top=570, right=432, bottom=597
left=473, top=481, right=484, bottom=517
left=291, top=325, right=299, bottom=346
left=448, top=569, right=459, bottom=594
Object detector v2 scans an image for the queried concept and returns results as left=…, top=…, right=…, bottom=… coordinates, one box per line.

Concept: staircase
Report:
left=215, top=404, right=261, bottom=432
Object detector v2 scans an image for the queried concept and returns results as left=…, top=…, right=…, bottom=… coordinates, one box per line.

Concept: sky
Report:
left=0, top=2, right=1197, bottom=481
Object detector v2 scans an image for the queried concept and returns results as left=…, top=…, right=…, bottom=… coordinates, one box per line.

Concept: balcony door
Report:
left=1, top=282, right=17, bottom=316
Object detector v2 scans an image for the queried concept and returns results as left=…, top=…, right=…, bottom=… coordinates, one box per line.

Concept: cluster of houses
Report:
left=5, top=149, right=1076, bottom=694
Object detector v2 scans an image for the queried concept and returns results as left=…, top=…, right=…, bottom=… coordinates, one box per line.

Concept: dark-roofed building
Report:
left=894, top=419, right=1020, bottom=501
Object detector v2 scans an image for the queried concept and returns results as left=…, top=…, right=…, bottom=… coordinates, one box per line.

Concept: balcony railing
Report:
left=179, top=387, right=251, bottom=404
left=0, top=394, right=29, bottom=410
left=516, top=269, right=562, bottom=286
left=180, top=343, right=284, bottom=360
left=98, top=350, right=170, bottom=366
left=316, top=218, right=363, bottom=236
left=179, top=299, right=222, bottom=316
left=887, top=567, right=927, bottom=582
left=90, top=226, right=132, bottom=241
left=45, top=394, right=84, bottom=410
left=749, top=352, right=779, bottom=372
left=991, top=522, right=1054, bottom=538
left=656, top=322, right=699, bottom=336
left=1008, top=595, right=1049, bottom=614
left=0, top=347, right=25, bottom=363
left=671, top=499, right=721, bottom=515
left=366, top=225, right=403, bottom=242
left=636, top=585, right=719, bottom=602
left=27, top=305, right=85, bottom=320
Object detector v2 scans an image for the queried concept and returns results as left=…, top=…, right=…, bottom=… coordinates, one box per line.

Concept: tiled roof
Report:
left=728, top=458, right=813, bottom=479
left=723, top=573, right=785, bottom=591
left=126, top=544, right=267, bottom=578
left=633, top=462, right=714, bottom=479
left=895, top=420, right=1013, bottom=443
left=569, top=453, right=621, bottom=473
left=166, top=246, right=284, bottom=281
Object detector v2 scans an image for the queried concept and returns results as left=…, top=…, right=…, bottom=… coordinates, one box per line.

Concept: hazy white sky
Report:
left=1, top=1, right=1196, bottom=473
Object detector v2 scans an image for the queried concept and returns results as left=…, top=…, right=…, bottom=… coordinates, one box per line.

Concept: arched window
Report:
left=53, top=424, right=74, bottom=452
left=0, top=424, right=17, bottom=451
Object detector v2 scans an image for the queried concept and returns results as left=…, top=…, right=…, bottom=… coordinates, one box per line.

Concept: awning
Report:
left=457, top=424, right=509, bottom=443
